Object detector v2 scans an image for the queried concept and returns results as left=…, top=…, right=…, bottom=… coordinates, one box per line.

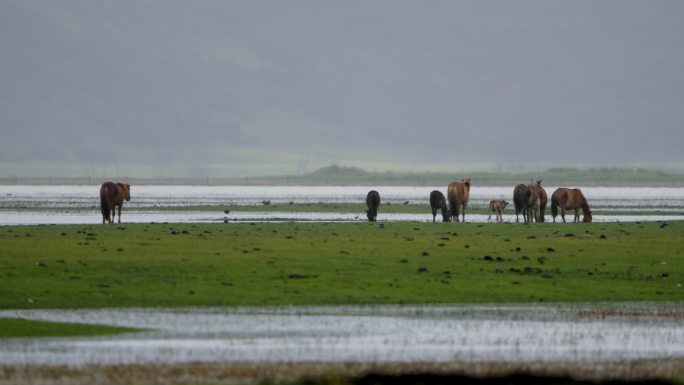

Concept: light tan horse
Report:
left=100, top=182, right=131, bottom=224
left=528, top=179, right=548, bottom=222
left=447, top=178, right=471, bottom=222
left=488, top=200, right=509, bottom=223
left=551, top=188, right=592, bottom=223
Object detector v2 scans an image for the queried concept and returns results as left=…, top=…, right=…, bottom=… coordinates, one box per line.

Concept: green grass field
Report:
left=0, top=318, right=138, bottom=338
left=1, top=221, right=682, bottom=311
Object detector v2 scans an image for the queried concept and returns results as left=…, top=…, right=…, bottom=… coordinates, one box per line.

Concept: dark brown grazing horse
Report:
left=429, top=190, right=450, bottom=222
left=528, top=179, right=548, bottom=223
left=366, top=190, right=380, bottom=222
left=447, top=178, right=470, bottom=222
left=551, top=188, right=592, bottom=223
left=100, top=182, right=131, bottom=224
left=513, top=184, right=539, bottom=224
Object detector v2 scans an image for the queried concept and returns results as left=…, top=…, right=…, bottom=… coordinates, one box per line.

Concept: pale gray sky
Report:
left=1, top=0, right=683, bottom=178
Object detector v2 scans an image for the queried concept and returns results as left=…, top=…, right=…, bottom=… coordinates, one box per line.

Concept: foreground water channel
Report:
left=2, top=185, right=684, bottom=225
left=1, top=304, right=683, bottom=367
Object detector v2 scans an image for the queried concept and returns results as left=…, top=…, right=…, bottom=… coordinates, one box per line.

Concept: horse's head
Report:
left=501, top=200, right=509, bottom=209
left=121, top=183, right=131, bottom=201
left=442, top=209, right=451, bottom=222
left=463, top=178, right=471, bottom=190
left=583, top=210, right=593, bottom=223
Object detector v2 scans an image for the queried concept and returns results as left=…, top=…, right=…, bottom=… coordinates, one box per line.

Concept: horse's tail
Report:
left=551, top=193, right=559, bottom=219
left=100, top=184, right=111, bottom=223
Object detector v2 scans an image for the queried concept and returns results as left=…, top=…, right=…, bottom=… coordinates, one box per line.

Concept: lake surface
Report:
left=2, top=185, right=684, bottom=225
left=0, top=303, right=683, bottom=367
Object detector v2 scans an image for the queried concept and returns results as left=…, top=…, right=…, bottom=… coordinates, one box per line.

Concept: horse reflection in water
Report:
left=100, top=182, right=131, bottom=224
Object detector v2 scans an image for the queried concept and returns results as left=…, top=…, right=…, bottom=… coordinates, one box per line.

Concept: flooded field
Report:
left=1, top=303, right=683, bottom=367
left=1, top=185, right=684, bottom=225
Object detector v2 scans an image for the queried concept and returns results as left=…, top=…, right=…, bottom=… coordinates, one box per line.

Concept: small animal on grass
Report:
left=551, top=188, right=592, bottom=223
left=366, top=190, right=380, bottom=222
left=429, top=190, right=450, bottom=222
left=447, top=178, right=471, bottom=222
left=528, top=179, right=548, bottom=222
left=261, top=199, right=271, bottom=205
left=100, top=182, right=131, bottom=224
left=513, top=184, right=539, bottom=224
left=488, top=200, right=509, bottom=223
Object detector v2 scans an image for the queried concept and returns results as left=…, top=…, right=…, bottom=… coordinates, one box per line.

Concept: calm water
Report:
left=1, top=304, right=683, bottom=367
left=1, top=185, right=684, bottom=225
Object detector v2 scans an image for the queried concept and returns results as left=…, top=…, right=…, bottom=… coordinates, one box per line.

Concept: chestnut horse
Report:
left=447, top=178, right=470, bottom=222
left=366, top=190, right=380, bottom=222
left=100, top=182, right=131, bottom=224
left=551, top=188, right=592, bottom=223
left=528, top=179, right=548, bottom=222
left=429, top=190, right=450, bottom=222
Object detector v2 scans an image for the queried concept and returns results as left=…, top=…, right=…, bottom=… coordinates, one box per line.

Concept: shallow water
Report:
left=1, top=185, right=684, bottom=225
left=1, top=304, right=683, bottom=367
left=2, top=209, right=683, bottom=225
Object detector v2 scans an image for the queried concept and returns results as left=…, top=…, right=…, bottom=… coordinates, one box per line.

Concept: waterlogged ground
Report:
left=1, top=304, right=683, bottom=368
left=2, top=185, right=684, bottom=224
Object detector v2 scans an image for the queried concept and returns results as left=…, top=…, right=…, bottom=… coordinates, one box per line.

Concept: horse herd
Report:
left=368, top=178, right=592, bottom=224
left=98, top=180, right=591, bottom=225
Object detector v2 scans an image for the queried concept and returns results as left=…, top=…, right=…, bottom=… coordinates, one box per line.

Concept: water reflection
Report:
left=1, top=304, right=683, bottom=367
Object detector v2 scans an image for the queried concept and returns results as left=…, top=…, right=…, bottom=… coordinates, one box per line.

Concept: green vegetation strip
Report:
left=0, top=221, right=683, bottom=309
left=0, top=318, right=138, bottom=338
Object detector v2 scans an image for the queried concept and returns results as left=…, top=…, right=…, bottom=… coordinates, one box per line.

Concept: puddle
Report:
left=1, top=304, right=683, bottom=367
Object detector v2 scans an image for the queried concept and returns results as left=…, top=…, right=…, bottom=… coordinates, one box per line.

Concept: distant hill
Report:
left=4, top=166, right=682, bottom=187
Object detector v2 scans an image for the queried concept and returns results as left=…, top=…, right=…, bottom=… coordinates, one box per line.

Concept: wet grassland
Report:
left=1, top=220, right=682, bottom=314
left=2, top=220, right=684, bottom=383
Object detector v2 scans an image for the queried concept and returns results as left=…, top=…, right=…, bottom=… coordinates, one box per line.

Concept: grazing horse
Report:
left=366, top=190, right=380, bottom=222
left=551, top=188, right=592, bottom=223
left=488, top=200, right=509, bottom=223
left=513, top=184, right=539, bottom=224
left=528, top=179, right=548, bottom=223
left=429, top=190, right=450, bottom=222
left=447, top=178, right=471, bottom=222
left=100, top=182, right=131, bottom=224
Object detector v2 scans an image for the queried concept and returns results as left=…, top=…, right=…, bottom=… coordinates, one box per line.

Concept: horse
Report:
left=447, top=178, right=470, bottom=222
left=528, top=179, right=548, bottom=223
left=366, top=190, right=380, bottom=222
left=429, top=190, right=450, bottom=222
left=100, top=182, right=131, bottom=224
left=488, top=200, right=509, bottom=223
left=551, top=188, right=592, bottom=223
left=513, top=184, right=539, bottom=224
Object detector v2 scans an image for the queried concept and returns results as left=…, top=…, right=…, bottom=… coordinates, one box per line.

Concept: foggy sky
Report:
left=1, top=0, right=683, bottom=178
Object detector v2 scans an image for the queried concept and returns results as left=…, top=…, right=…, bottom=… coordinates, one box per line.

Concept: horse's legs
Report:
left=574, top=208, right=580, bottom=223
left=560, top=207, right=566, bottom=223
left=432, top=208, right=437, bottom=222
left=461, top=204, right=466, bottom=222
left=116, top=205, right=121, bottom=223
